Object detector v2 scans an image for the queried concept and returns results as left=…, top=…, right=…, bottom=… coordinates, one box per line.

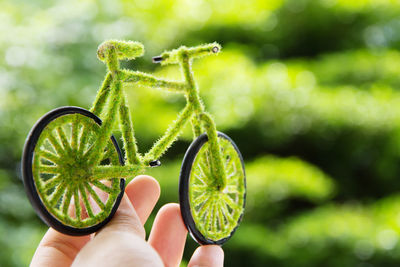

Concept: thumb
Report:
left=72, top=177, right=163, bottom=267
left=72, top=194, right=159, bottom=267
left=188, top=245, right=224, bottom=267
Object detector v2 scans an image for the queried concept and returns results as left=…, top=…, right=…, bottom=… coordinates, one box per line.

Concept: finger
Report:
left=95, top=188, right=145, bottom=239
left=31, top=228, right=90, bottom=267
left=125, top=175, right=160, bottom=225
left=95, top=175, right=160, bottom=238
left=148, top=203, right=188, bottom=267
left=188, top=245, right=224, bottom=267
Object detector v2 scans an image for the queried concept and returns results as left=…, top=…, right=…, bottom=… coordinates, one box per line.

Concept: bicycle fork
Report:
left=180, top=52, right=227, bottom=191
left=198, top=112, right=227, bottom=191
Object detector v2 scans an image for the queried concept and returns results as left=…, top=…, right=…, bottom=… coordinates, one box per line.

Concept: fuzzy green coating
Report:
left=31, top=40, right=246, bottom=239
left=157, top=42, right=221, bottom=65
left=97, top=40, right=144, bottom=62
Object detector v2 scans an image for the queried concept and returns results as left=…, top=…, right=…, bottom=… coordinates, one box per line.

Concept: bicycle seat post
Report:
left=180, top=52, right=203, bottom=112
left=97, top=43, right=120, bottom=75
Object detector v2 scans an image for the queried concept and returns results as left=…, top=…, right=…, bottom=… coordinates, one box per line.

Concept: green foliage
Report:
left=309, top=50, right=400, bottom=89
left=246, top=156, right=335, bottom=204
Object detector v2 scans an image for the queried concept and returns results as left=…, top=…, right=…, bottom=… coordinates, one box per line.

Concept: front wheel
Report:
left=179, top=132, right=246, bottom=245
left=22, top=106, right=125, bottom=235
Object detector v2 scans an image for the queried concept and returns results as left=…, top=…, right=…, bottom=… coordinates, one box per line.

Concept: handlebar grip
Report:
left=187, top=43, right=221, bottom=59
left=97, top=40, right=144, bottom=62
left=152, top=42, right=221, bottom=65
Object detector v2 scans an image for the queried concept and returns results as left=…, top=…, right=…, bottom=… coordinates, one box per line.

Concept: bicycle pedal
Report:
left=149, top=160, right=161, bottom=167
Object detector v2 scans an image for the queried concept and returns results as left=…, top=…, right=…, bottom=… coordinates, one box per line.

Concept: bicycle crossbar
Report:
left=122, top=70, right=187, bottom=92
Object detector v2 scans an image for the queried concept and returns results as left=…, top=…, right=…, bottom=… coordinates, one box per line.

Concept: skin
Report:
left=31, top=175, right=224, bottom=267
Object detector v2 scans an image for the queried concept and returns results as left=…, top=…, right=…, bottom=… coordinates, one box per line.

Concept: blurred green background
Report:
left=2, top=0, right=400, bottom=266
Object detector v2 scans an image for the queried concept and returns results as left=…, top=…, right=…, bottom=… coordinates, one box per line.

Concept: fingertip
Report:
left=188, top=245, right=224, bottom=267
left=125, top=175, right=160, bottom=224
left=150, top=203, right=187, bottom=240
left=156, top=203, right=182, bottom=221
left=148, top=203, right=188, bottom=267
left=127, top=175, right=160, bottom=194
left=127, top=175, right=160, bottom=199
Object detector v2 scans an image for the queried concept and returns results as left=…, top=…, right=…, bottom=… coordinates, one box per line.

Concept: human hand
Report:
left=30, top=175, right=224, bottom=267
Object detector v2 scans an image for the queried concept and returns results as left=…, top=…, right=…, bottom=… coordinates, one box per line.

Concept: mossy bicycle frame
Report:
left=22, top=40, right=246, bottom=245
left=90, top=41, right=226, bottom=188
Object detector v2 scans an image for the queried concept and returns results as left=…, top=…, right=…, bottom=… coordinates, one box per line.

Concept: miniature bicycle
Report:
left=22, top=40, right=246, bottom=245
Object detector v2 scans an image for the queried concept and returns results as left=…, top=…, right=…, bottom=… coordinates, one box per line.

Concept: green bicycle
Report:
left=22, top=40, right=246, bottom=245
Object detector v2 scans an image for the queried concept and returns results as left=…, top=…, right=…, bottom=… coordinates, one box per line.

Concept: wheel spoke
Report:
left=211, top=202, right=218, bottom=232
left=197, top=197, right=212, bottom=218
left=225, top=157, right=236, bottom=174
left=71, top=118, right=80, bottom=150
left=200, top=153, right=211, bottom=173
left=197, top=162, right=211, bottom=183
left=101, top=143, right=115, bottom=161
left=62, top=186, right=73, bottom=215
left=49, top=181, right=67, bottom=207
left=78, top=124, right=89, bottom=155
left=57, top=127, right=72, bottom=152
left=223, top=154, right=232, bottom=168
left=80, top=121, right=101, bottom=159
left=91, top=180, right=113, bottom=194
left=216, top=201, right=226, bottom=231
left=47, top=132, right=65, bottom=157
left=226, top=171, right=237, bottom=181
left=194, top=191, right=210, bottom=205
left=221, top=194, right=240, bottom=211
left=220, top=140, right=231, bottom=152
left=42, top=174, right=63, bottom=192
left=39, top=165, right=60, bottom=174
left=194, top=173, right=206, bottom=185
left=79, top=184, right=94, bottom=218
left=220, top=201, right=234, bottom=224
left=38, top=150, right=60, bottom=165
left=204, top=200, right=213, bottom=230
left=84, top=182, right=105, bottom=210
left=192, top=184, right=207, bottom=192
left=73, top=186, right=81, bottom=221
left=223, top=185, right=239, bottom=194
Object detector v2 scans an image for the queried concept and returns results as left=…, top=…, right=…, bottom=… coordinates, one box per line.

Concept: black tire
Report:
left=179, top=132, right=246, bottom=245
left=22, top=106, right=125, bottom=236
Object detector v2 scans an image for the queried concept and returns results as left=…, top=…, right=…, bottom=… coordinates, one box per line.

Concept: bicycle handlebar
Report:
left=152, top=42, right=221, bottom=65
left=97, top=40, right=144, bottom=62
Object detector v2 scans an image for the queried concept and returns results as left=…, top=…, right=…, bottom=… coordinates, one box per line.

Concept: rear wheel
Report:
left=22, top=106, right=125, bottom=235
left=179, top=132, right=246, bottom=245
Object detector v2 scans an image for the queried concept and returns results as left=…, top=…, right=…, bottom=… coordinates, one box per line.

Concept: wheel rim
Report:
left=181, top=132, right=246, bottom=244
left=24, top=107, right=124, bottom=232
